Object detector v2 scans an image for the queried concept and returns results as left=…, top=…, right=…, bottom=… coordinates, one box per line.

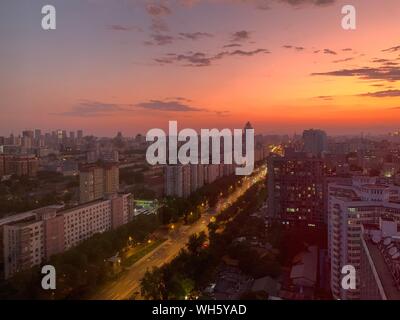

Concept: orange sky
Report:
left=1, top=0, right=400, bottom=136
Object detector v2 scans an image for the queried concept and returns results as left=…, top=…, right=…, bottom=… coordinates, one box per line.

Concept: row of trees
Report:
left=140, top=180, right=275, bottom=300
left=158, top=175, right=240, bottom=225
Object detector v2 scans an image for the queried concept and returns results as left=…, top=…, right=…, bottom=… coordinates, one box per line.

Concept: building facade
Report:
left=328, top=177, right=400, bottom=299
left=303, top=129, right=328, bottom=156
left=0, top=154, right=39, bottom=177
left=267, top=151, right=325, bottom=226
left=79, top=163, right=119, bottom=203
left=3, top=193, right=131, bottom=279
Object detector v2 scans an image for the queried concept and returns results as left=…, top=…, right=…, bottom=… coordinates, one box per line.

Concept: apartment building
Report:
left=79, top=163, right=119, bottom=203
left=164, top=165, right=191, bottom=198
left=267, top=151, right=325, bottom=226
left=0, top=154, right=39, bottom=177
left=164, top=164, right=234, bottom=199
left=3, top=193, right=131, bottom=279
left=328, top=176, right=400, bottom=299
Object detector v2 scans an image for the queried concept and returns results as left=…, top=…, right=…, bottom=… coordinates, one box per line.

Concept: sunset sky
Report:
left=1, top=0, right=400, bottom=136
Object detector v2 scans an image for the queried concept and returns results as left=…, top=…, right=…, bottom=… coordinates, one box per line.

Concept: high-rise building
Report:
left=22, top=136, right=32, bottom=149
left=243, top=121, right=253, bottom=154
left=164, top=163, right=234, bottom=198
left=22, top=130, right=34, bottom=139
left=164, top=165, right=191, bottom=198
left=190, top=165, right=198, bottom=193
left=21, top=130, right=34, bottom=149
left=303, top=129, right=328, bottom=157
left=103, top=163, right=119, bottom=195
left=0, top=157, right=4, bottom=177
left=34, top=129, right=41, bottom=141
left=197, top=164, right=205, bottom=189
left=79, top=163, right=119, bottom=203
left=204, top=164, right=220, bottom=184
left=328, top=176, right=400, bottom=300
left=267, top=151, right=325, bottom=226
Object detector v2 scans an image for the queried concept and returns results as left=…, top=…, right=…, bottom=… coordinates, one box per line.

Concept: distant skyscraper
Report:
left=56, top=130, right=63, bottom=142
left=21, top=130, right=34, bottom=149
left=34, top=129, right=41, bottom=141
left=21, top=136, right=32, bottom=149
left=302, top=129, right=328, bottom=156
left=243, top=121, right=253, bottom=154
left=22, top=130, right=34, bottom=139
left=77, top=130, right=83, bottom=140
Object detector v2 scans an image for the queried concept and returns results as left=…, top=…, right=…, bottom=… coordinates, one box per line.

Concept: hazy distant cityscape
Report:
left=0, top=125, right=400, bottom=299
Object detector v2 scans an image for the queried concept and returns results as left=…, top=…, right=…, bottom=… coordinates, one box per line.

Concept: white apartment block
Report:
left=164, top=164, right=234, bottom=199
left=328, top=176, right=400, bottom=300
left=2, top=193, right=131, bottom=279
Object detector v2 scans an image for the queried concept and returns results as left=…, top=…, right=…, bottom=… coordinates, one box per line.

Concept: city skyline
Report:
left=1, top=0, right=400, bottom=136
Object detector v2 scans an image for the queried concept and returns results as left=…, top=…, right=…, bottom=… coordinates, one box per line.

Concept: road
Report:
left=91, top=213, right=212, bottom=300
left=90, top=166, right=266, bottom=300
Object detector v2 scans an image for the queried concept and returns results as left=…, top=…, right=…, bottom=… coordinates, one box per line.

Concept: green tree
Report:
left=187, top=232, right=207, bottom=255
left=140, top=267, right=166, bottom=300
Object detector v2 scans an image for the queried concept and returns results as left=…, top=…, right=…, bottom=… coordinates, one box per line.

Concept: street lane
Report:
left=90, top=166, right=266, bottom=300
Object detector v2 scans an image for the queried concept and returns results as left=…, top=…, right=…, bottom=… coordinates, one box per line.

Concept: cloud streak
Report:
left=179, top=32, right=213, bottom=40
left=135, top=99, right=205, bottom=112
left=107, top=25, right=142, bottom=32
left=155, top=48, right=270, bottom=67
left=231, top=30, right=252, bottom=42
left=312, top=65, right=400, bottom=82
left=54, top=101, right=127, bottom=117
left=358, top=89, right=400, bottom=98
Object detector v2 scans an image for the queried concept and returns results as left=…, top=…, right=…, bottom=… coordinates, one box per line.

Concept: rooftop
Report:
left=363, top=237, right=400, bottom=300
